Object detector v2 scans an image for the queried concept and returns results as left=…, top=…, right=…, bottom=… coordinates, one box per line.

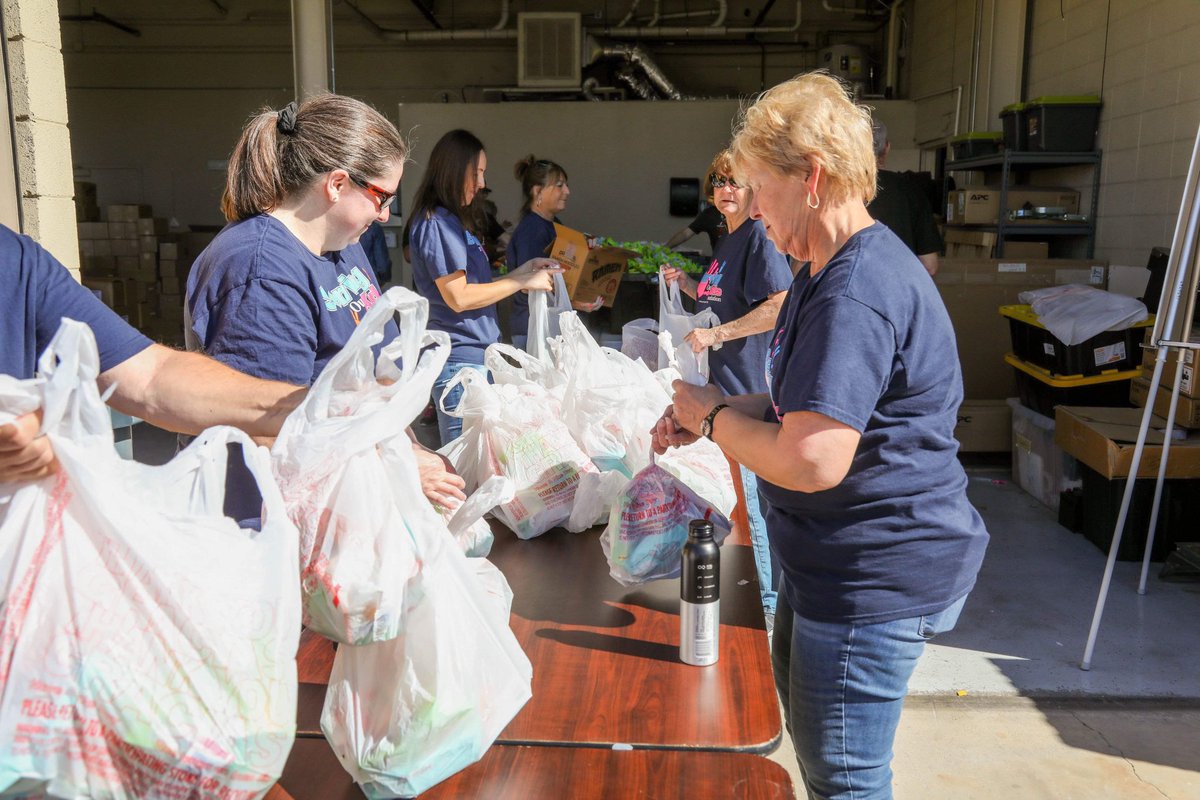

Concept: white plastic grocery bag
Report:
left=320, top=479, right=531, bottom=798
left=622, top=317, right=660, bottom=369
left=601, top=462, right=731, bottom=586
left=272, top=287, right=451, bottom=645
left=527, top=272, right=572, bottom=363
left=442, top=366, right=597, bottom=538
left=0, top=320, right=300, bottom=799
left=658, top=273, right=719, bottom=385
left=443, top=475, right=515, bottom=557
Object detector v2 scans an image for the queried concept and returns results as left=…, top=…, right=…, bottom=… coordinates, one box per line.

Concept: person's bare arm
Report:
left=685, top=291, right=785, bottom=352
left=99, top=344, right=305, bottom=438
left=665, top=226, right=697, bottom=249
left=435, top=258, right=560, bottom=313
left=660, top=265, right=699, bottom=300
left=918, top=252, right=938, bottom=276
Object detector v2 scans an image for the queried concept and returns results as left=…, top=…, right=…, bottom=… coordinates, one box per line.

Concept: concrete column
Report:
left=292, top=0, right=330, bottom=101
left=2, top=0, right=77, bottom=271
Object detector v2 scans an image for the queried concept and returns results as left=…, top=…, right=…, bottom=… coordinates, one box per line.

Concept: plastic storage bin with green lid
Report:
left=999, top=102, right=1028, bottom=151
left=950, top=131, right=1004, bottom=160
left=1000, top=303, right=1151, bottom=377
left=1026, top=95, right=1102, bottom=152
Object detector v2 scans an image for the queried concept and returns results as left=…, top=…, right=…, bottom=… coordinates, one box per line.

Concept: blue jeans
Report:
left=771, top=581, right=967, bottom=800
left=433, top=357, right=488, bottom=447
left=739, top=467, right=776, bottom=616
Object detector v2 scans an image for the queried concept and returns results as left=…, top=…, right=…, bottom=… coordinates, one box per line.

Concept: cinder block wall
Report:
left=3, top=0, right=76, bottom=272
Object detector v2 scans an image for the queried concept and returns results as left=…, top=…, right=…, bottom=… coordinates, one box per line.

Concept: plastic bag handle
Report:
left=438, top=366, right=488, bottom=418
left=35, top=319, right=116, bottom=443
left=446, top=475, right=514, bottom=538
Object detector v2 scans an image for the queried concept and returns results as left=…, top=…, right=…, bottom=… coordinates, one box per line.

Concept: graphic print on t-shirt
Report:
left=696, top=258, right=725, bottom=301
left=319, top=265, right=381, bottom=324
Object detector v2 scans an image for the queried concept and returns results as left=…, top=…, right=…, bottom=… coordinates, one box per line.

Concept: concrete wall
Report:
left=6, top=0, right=75, bottom=270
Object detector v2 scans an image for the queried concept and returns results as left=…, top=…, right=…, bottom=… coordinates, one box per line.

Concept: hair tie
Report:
left=276, top=102, right=298, bottom=135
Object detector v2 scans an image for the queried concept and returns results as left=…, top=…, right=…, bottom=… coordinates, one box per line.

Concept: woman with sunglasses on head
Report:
left=186, top=94, right=466, bottom=526
left=659, top=149, right=793, bottom=626
left=405, top=130, right=560, bottom=446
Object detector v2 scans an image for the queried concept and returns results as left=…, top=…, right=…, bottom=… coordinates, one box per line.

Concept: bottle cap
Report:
left=688, top=519, right=714, bottom=541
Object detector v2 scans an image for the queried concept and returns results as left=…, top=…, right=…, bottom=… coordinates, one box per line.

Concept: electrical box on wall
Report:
left=669, top=178, right=700, bottom=217
left=518, top=12, right=582, bottom=88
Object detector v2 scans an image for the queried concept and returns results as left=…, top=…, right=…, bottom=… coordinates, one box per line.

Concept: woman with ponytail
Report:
left=186, top=94, right=465, bottom=525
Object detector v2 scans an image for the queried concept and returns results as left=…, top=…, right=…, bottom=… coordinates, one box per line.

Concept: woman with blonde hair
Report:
left=652, top=72, right=988, bottom=799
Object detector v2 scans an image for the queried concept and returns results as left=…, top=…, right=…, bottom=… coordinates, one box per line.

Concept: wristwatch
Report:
left=700, top=403, right=729, bottom=440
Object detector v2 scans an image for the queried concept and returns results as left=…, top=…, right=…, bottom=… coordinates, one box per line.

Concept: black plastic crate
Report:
left=1079, top=465, right=1200, bottom=561
left=1000, top=102, right=1028, bottom=151
left=1006, top=353, right=1136, bottom=417
left=1001, top=304, right=1151, bottom=377
left=1026, top=95, right=1102, bottom=152
left=950, top=131, right=1003, bottom=160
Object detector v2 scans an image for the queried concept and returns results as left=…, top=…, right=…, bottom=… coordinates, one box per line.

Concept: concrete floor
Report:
left=132, top=426, right=1200, bottom=798
left=764, top=468, right=1200, bottom=799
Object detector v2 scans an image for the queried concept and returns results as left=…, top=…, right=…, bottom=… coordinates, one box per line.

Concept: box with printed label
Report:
left=948, top=187, right=1081, bottom=225
left=1001, top=304, right=1152, bottom=377
left=549, top=224, right=636, bottom=308
left=1130, top=377, right=1200, bottom=429
left=1140, top=329, right=1199, bottom=396
left=953, top=399, right=1012, bottom=451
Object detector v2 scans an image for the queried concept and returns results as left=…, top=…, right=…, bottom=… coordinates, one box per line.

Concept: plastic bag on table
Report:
left=657, top=436, right=739, bottom=519
left=658, top=272, right=719, bottom=385
left=601, top=462, right=731, bottom=586
left=272, top=287, right=451, bottom=645
left=442, top=368, right=597, bottom=538
left=622, top=317, right=660, bottom=370
left=442, top=475, right=515, bottom=557
left=484, top=341, right=566, bottom=395
left=0, top=320, right=300, bottom=799
left=566, top=468, right=631, bottom=532
left=320, top=494, right=531, bottom=798
left=527, top=271, right=572, bottom=364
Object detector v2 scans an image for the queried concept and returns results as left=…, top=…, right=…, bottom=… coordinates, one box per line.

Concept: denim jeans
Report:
left=739, top=467, right=777, bottom=616
left=771, top=580, right=967, bottom=800
left=433, top=357, right=488, bottom=447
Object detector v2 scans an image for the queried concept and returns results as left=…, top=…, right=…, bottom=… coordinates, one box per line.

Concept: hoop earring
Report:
left=806, top=190, right=821, bottom=210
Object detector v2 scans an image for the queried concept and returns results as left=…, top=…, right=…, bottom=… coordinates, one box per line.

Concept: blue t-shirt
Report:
left=695, top=219, right=792, bottom=395
left=186, top=214, right=395, bottom=523
left=505, top=213, right=557, bottom=339
left=409, top=207, right=500, bottom=361
left=359, top=222, right=393, bottom=284
left=762, top=223, right=988, bottom=625
left=1, top=225, right=150, bottom=380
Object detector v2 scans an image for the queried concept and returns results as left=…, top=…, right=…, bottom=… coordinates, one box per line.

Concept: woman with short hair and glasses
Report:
left=660, top=147, right=792, bottom=627
left=186, top=93, right=466, bottom=526
left=404, top=130, right=560, bottom=445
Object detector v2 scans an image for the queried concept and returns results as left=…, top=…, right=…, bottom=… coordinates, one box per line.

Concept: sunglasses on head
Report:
left=348, top=173, right=396, bottom=210
left=711, top=176, right=742, bottom=190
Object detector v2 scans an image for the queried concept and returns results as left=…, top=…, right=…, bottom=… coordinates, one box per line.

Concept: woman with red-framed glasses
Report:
left=184, top=93, right=466, bottom=528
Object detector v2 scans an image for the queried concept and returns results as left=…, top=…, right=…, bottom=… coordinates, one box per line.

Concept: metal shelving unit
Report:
left=945, top=150, right=1103, bottom=257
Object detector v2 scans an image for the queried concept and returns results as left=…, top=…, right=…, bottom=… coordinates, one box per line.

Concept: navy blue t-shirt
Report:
left=186, top=214, right=395, bottom=523
left=505, top=212, right=556, bottom=340
left=409, top=207, right=500, bottom=361
left=1, top=225, right=150, bottom=380
left=762, top=223, right=988, bottom=625
left=694, top=219, right=791, bottom=395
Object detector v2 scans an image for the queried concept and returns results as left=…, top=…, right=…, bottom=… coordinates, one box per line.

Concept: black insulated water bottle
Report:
left=680, top=518, right=720, bottom=666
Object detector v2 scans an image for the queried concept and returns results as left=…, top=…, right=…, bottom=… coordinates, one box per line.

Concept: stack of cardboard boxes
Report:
left=76, top=198, right=210, bottom=348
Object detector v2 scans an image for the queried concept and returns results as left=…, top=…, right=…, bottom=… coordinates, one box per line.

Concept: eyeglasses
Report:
left=349, top=174, right=396, bottom=210
left=711, top=176, right=742, bottom=190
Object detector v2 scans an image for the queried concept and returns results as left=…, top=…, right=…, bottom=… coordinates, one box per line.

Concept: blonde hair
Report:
left=221, top=93, right=407, bottom=222
left=730, top=71, right=877, bottom=205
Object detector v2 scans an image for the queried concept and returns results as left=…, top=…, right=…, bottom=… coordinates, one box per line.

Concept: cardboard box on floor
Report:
left=935, top=258, right=1108, bottom=399
left=549, top=224, right=635, bottom=307
left=1054, top=405, right=1200, bottom=479
left=954, top=399, right=1012, bottom=451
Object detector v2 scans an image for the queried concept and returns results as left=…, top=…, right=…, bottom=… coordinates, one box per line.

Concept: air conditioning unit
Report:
left=517, top=12, right=582, bottom=88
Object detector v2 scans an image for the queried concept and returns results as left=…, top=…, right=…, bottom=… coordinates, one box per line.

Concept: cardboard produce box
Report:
left=947, top=187, right=1080, bottom=225
left=936, top=258, right=1108, bottom=398
left=549, top=224, right=635, bottom=308
left=1130, top=376, right=1200, bottom=429
left=1054, top=405, right=1200, bottom=478
left=953, top=399, right=1012, bottom=451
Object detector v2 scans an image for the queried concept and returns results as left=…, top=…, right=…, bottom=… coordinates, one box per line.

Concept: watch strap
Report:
left=701, top=403, right=730, bottom=440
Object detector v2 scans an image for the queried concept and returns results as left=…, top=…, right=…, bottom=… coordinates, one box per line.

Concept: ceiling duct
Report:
left=588, top=38, right=687, bottom=100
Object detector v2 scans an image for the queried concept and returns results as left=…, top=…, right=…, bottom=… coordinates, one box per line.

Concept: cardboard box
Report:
left=82, top=255, right=116, bottom=276
left=1140, top=330, right=1199, bottom=396
left=137, top=217, right=169, bottom=236
left=943, top=229, right=997, bottom=259
left=954, top=399, right=1012, bottom=451
left=81, top=277, right=127, bottom=311
left=116, top=256, right=140, bottom=277
left=160, top=273, right=181, bottom=295
left=107, top=204, right=152, bottom=222
left=159, top=242, right=179, bottom=260
left=1130, top=377, right=1200, bottom=429
left=549, top=224, right=635, bottom=308
left=139, top=235, right=159, bottom=254
left=1000, top=241, right=1050, bottom=259
left=110, top=239, right=138, bottom=257
left=1054, top=405, right=1200, bottom=478
left=77, top=221, right=109, bottom=240
left=948, top=187, right=1080, bottom=225
left=936, top=258, right=1108, bottom=398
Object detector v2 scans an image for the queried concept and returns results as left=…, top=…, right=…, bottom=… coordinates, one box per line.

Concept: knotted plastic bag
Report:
left=0, top=320, right=300, bottom=799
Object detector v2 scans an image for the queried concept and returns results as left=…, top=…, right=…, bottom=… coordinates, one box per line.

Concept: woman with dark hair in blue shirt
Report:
left=506, top=155, right=569, bottom=347
left=404, top=130, right=560, bottom=445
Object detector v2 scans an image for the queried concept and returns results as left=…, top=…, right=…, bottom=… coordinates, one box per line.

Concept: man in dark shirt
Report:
left=867, top=120, right=942, bottom=276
